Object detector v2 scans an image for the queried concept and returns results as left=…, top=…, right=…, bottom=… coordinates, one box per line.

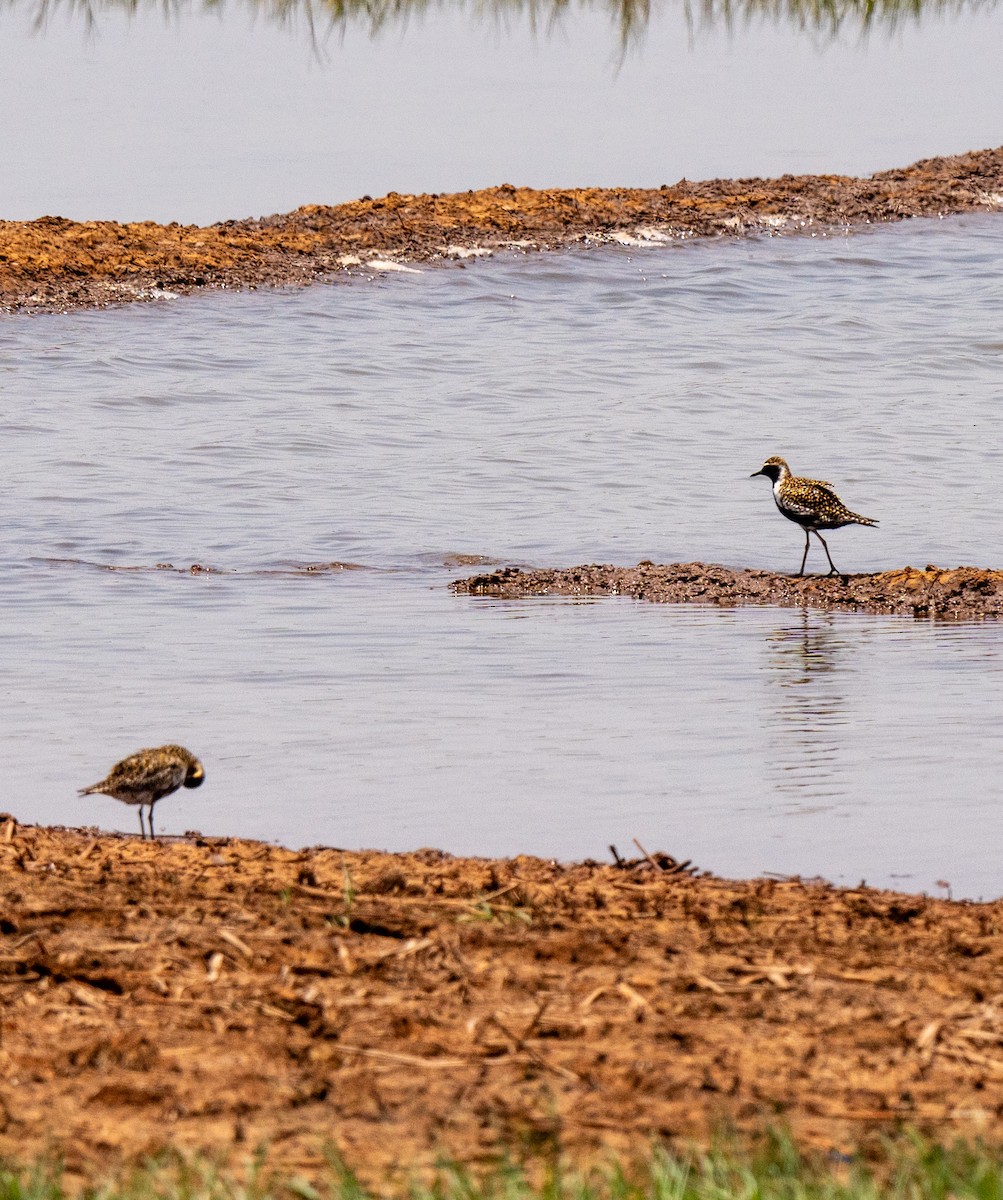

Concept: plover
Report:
left=79, top=744, right=205, bottom=838
left=750, top=456, right=877, bottom=576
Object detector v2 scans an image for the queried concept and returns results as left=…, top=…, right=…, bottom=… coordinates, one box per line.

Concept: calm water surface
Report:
left=3, top=214, right=1003, bottom=896
left=0, top=0, right=1001, bottom=223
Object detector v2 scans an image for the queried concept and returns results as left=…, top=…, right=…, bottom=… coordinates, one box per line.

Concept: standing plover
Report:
left=79, top=744, right=205, bottom=838
left=751, top=456, right=877, bottom=576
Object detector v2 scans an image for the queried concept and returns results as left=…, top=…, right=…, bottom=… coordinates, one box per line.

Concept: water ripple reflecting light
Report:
left=3, top=214, right=1003, bottom=897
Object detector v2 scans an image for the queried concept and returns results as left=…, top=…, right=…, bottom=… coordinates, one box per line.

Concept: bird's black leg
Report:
left=138, top=807, right=146, bottom=839
left=815, top=531, right=840, bottom=576
left=798, top=529, right=810, bottom=576
left=149, top=803, right=156, bottom=840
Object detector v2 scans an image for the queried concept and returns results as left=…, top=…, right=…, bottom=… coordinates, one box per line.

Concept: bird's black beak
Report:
left=750, top=469, right=764, bottom=478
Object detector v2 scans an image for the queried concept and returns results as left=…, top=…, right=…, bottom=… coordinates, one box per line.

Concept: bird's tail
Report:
left=851, top=513, right=879, bottom=528
left=78, top=784, right=99, bottom=796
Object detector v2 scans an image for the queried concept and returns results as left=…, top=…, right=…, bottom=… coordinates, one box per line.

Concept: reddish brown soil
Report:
left=3, top=819, right=1003, bottom=1184
left=452, top=562, right=1003, bottom=618
left=2, top=146, right=1002, bottom=313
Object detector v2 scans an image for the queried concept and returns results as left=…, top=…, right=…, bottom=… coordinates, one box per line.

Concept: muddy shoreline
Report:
left=3, top=819, right=1003, bottom=1183
left=452, top=562, right=1003, bottom=618
left=2, top=146, right=1002, bottom=314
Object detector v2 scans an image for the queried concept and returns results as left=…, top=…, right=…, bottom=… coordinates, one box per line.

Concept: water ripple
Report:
left=3, top=215, right=1003, bottom=895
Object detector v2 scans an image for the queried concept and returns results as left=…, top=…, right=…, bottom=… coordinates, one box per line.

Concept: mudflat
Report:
left=2, top=146, right=1002, bottom=314
left=2, top=818, right=1002, bottom=1183
left=452, top=562, right=1003, bottom=618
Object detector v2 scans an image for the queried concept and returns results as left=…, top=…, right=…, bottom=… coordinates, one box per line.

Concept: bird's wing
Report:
left=144, top=761, right=186, bottom=794
left=779, top=479, right=836, bottom=517
left=104, top=751, right=151, bottom=788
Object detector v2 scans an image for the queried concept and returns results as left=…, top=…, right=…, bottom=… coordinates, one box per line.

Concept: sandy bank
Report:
left=451, top=562, right=1003, bottom=618
left=2, top=819, right=1002, bottom=1182
left=2, top=147, right=1002, bottom=314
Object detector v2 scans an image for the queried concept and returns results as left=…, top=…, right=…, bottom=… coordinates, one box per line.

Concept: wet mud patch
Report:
left=452, top=561, right=1003, bottom=618
left=2, top=146, right=1002, bottom=313
left=39, top=557, right=372, bottom=577
left=2, top=819, right=1003, bottom=1183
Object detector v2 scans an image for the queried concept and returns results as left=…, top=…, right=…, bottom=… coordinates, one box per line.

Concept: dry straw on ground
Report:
left=3, top=819, right=1003, bottom=1184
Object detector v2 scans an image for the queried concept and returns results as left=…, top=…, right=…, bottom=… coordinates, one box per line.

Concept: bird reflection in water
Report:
left=764, top=608, right=859, bottom=808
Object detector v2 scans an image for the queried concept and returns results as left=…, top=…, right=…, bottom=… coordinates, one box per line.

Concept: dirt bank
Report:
left=2, top=146, right=1002, bottom=314
left=2, top=819, right=1003, bottom=1183
left=452, top=562, right=1003, bottom=618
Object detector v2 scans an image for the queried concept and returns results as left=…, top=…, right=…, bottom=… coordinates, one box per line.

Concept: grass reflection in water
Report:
left=7, top=0, right=997, bottom=45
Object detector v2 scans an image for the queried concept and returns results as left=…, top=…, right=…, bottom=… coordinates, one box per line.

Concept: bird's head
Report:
left=184, top=759, right=205, bottom=790
left=750, top=456, right=790, bottom=483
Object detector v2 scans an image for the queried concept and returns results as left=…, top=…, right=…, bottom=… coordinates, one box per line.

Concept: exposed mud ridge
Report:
left=43, top=557, right=369, bottom=577
left=3, top=146, right=1002, bottom=314
left=3, top=819, right=1003, bottom=1183
left=452, top=562, right=1003, bottom=619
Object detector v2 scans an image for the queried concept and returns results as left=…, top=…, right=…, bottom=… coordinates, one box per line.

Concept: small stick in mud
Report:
left=633, top=837, right=668, bottom=872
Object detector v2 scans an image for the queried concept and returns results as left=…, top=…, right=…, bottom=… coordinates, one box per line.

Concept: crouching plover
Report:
left=751, top=456, right=877, bottom=576
left=79, top=744, right=205, bottom=838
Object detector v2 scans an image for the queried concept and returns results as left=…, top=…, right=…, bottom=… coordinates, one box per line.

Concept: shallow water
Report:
left=0, top=0, right=1002, bottom=223
left=4, top=213, right=1003, bottom=897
